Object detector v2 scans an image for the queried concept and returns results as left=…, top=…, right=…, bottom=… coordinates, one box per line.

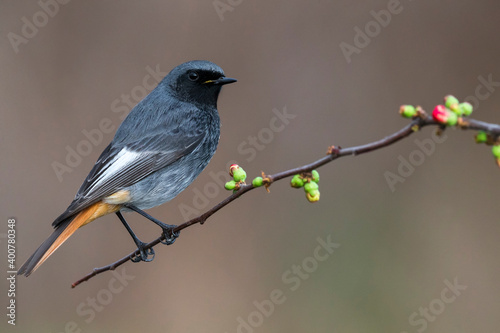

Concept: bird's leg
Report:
left=124, top=205, right=180, bottom=245
left=115, top=211, right=155, bottom=262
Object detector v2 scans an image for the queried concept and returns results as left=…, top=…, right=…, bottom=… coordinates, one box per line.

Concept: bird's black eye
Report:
left=188, top=71, right=199, bottom=81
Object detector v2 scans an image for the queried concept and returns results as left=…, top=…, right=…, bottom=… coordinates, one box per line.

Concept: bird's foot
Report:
left=131, top=241, right=155, bottom=262
left=160, top=225, right=180, bottom=245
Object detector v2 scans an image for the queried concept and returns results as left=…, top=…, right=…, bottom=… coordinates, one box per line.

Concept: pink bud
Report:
left=432, top=105, right=448, bottom=124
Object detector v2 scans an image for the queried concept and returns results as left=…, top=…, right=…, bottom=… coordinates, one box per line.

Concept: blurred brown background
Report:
left=1, top=1, right=500, bottom=332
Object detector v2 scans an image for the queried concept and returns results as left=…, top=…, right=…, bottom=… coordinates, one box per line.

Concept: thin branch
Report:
left=71, top=113, right=500, bottom=288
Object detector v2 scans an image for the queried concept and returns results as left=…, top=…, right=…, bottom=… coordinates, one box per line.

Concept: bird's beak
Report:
left=203, top=77, right=237, bottom=85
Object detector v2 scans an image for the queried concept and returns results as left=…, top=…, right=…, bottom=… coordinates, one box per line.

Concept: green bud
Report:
left=475, top=131, right=488, bottom=143
left=492, top=145, right=500, bottom=159
left=252, top=177, right=263, bottom=187
left=225, top=180, right=236, bottom=190
left=446, top=111, right=458, bottom=126
left=306, top=190, right=320, bottom=203
left=459, top=102, right=473, bottom=116
left=444, top=95, right=460, bottom=112
left=311, top=170, right=320, bottom=183
left=232, top=168, right=247, bottom=182
left=291, top=175, right=304, bottom=188
left=304, top=181, right=319, bottom=193
left=399, top=105, right=417, bottom=118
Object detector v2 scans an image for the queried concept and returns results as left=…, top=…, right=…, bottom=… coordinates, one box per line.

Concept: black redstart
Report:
left=19, top=60, right=236, bottom=276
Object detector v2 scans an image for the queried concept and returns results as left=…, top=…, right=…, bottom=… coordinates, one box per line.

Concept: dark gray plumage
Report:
left=19, top=60, right=236, bottom=276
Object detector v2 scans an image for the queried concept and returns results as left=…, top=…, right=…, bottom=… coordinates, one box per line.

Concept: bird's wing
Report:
left=52, top=128, right=206, bottom=227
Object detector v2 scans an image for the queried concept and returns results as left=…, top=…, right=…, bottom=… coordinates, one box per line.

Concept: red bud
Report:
left=432, top=105, right=448, bottom=124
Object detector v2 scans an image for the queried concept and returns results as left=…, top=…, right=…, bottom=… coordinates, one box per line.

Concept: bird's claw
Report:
left=160, top=227, right=180, bottom=245
left=131, top=242, right=155, bottom=262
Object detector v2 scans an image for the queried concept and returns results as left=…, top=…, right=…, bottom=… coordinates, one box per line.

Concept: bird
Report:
left=18, top=60, right=237, bottom=277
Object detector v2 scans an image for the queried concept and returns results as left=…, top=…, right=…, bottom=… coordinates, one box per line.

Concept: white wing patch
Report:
left=85, top=148, right=140, bottom=195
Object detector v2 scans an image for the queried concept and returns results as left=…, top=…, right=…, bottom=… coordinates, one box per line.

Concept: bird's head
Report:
left=164, top=60, right=237, bottom=108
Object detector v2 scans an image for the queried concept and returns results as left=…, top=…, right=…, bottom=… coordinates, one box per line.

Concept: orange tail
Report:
left=18, top=202, right=119, bottom=277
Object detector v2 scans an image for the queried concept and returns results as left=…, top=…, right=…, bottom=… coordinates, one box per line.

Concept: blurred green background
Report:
left=1, top=1, right=500, bottom=332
